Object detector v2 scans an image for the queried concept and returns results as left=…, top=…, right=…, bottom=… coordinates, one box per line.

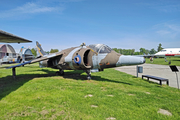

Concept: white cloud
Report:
left=136, top=1, right=180, bottom=13
left=15, top=3, right=59, bottom=14
left=157, top=4, right=180, bottom=12
left=0, top=2, right=64, bottom=18
left=154, top=23, right=180, bottom=38
left=156, top=30, right=170, bottom=35
left=166, top=24, right=180, bottom=32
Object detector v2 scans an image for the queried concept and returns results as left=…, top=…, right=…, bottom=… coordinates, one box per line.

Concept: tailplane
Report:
left=36, top=41, right=47, bottom=57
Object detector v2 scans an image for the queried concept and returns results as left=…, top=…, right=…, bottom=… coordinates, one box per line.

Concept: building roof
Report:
left=0, top=44, right=16, bottom=53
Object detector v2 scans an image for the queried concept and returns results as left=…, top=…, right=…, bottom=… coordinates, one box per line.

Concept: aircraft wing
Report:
left=7, top=52, right=63, bottom=69
left=0, top=30, right=32, bottom=43
left=131, top=54, right=155, bottom=57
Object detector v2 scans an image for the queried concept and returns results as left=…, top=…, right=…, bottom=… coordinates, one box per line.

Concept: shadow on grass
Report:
left=0, top=69, right=132, bottom=100
left=172, top=60, right=180, bottom=62
left=63, top=73, right=132, bottom=86
left=0, top=69, right=57, bottom=100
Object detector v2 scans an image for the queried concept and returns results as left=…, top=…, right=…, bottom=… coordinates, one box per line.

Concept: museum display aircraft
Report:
left=0, top=30, right=33, bottom=65
left=0, top=45, right=34, bottom=65
left=134, top=48, right=180, bottom=62
left=155, top=48, right=180, bottom=57
left=7, top=41, right=145, bottom=79
left=153, top=48, right=180, bottom=62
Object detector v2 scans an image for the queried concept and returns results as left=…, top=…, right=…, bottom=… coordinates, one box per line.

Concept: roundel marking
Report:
left=74, top=55, right=81, bottom=64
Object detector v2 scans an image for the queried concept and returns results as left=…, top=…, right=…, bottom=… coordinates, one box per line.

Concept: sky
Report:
left=0, top=0, right=180, bottom=52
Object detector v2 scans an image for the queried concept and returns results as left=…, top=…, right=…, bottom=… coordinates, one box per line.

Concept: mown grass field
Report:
left=145, top=57, right=180, bottom=66
left=0, top=63, right=180, bottom=120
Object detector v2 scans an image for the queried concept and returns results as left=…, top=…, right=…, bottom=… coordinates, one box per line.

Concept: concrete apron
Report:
left=115, top=63, right=180, bottom=89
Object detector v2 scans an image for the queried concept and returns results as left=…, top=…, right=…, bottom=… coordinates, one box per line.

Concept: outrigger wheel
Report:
left=55, top=69, right=64, bottom=76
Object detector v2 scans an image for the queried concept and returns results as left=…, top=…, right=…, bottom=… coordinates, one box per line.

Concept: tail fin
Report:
left=19, top=46, right=24, bottom=55
left=36, top=41, right=47, bottom=57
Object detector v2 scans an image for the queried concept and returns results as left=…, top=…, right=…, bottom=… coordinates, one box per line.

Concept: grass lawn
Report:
left=145, top=57, right=180, bottom=66
left=0, top=63, right=180, bottom=119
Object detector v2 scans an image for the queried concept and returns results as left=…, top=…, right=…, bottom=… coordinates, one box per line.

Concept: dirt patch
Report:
left=51, top=109, right=56, bottom=112
left=85, top=94, right=93, bottom=98
left=101, top=87, right=106, bottom=91
left=106, top=117, right=116, bottom=120
left=50, top=110, right=65, bottom=120
left=145, top=92, right=151, bottom=94
left=39, top=110, right=49, bottom=116
left=107, top=95, right=114, bottom=97
left=27, top=106, right=33, bottom=109
left=158, top=109, right=172, bottom=116
left=7, top=111, right=32, bottom=117
left=51, top=115, right=57, bottom=120
left=56, top=110, right=65, bottom=116
left=128, top=94, right=135, bottom=96
left=91, top=105, right=98, bottom=108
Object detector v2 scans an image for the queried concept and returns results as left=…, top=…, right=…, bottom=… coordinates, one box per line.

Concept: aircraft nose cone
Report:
left=116, top=55, right=146, bottom=66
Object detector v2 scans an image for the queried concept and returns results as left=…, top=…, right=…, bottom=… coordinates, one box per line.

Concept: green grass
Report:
left=0, top=63, right=180, bottom=119
left=145, top=57, right=180, bottom=66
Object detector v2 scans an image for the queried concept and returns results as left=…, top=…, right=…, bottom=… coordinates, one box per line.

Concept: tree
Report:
left=112, top=48, right=135, bottom=55
left=150, top=48, right=157, bottom=54
left=31, top=48, right=37, bottom=57
left=140, top=48, right=146, bottom=55
left=50, top=49, right=59, bottom=53
left=112, top=48, right=119, bottom=53
left=157, top=43, right=163, bottom=52
left=45, top=51, right=50, bottom=54
left=134, top=52, right=141, bottom=55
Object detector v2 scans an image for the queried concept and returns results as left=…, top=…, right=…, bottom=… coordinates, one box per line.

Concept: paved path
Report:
left=115, top=63, right=180, bottom=88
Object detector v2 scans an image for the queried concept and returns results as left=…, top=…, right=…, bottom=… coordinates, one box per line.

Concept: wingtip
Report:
left=6, top=61, right=32, bottom=69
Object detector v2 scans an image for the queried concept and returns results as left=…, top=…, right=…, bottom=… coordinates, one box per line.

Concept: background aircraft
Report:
left=0, top=45, right=34, bottom=65
left=0, top=30, right=34, bottom=65
left=8, top=41, right=145, bottom=79
left=153, top=48, right=180, bottom=63
left=134, top=48, right=180, bottom=58
left=155, top=48, right=180, bottom=57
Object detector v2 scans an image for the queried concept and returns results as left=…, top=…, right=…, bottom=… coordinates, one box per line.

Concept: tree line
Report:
left=31, top=48, right=59, bottom=57
left=112, top=43, right=163, bottom=55
left=31, top=43, right=164, bottom=57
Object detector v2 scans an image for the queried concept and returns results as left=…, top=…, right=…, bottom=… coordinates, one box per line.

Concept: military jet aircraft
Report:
left=0, top=45, right=34, bottom=65
left=8, top=41, right=145, bottom=79
left=0, top=30, right=33, bottom=65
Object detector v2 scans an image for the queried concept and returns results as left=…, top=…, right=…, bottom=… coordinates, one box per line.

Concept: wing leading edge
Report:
left=0, top=30, right=32, bottom=43
left=6, top=53, right=63, bottom=69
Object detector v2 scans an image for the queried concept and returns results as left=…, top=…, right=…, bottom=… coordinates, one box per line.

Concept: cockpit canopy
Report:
left=88, top=44, right=112, bottom=54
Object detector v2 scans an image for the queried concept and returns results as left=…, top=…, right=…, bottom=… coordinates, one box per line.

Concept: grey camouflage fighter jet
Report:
left=8, top=41, right=145, bottom=79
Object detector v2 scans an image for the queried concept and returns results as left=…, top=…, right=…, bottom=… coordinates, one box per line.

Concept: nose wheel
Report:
left=55, top=69, right=64, bottom=76
left=86, top=70, right=91, bottom=80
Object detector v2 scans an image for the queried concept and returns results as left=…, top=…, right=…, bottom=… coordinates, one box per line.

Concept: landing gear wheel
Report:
left=87, top=76, right=91, bottom=80
left=55, top=71, right=60, bottom=76
left=165, top=57, right=168, bottom=62
left=86, top=70, right=91, bottom=80
left=59, top=70, right=64, bottom=76
left=55, top=69, right=64, bottom=76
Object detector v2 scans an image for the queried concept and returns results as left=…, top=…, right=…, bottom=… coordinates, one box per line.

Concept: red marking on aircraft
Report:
left=165, top=54, right=180, bottom=56
left=165, top=54, right=175, bottom=56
